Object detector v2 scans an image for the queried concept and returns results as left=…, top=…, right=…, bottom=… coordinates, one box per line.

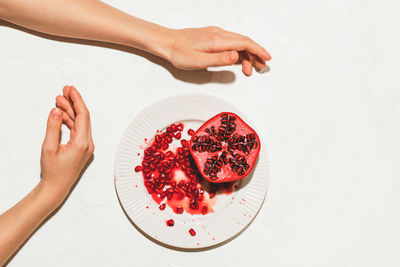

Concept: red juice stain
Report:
left=137, top=153, right=140, bottom=156
left=146, top=206, right=149, bottom=209
left=197, top=243, right=199, bottom=246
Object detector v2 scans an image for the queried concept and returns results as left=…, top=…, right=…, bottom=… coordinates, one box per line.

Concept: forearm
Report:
left=0, top=182, right=62, bottom=265
left=0, top=0, right=174, bottom=59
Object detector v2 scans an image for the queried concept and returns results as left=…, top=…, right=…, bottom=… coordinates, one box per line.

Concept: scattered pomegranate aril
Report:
left=139, top=122, right=236, bottom=222
left=161, top=142, right=169, bottom=150
left=201, top=206, right=208, bottom=214
left=171, top=124, right=177, bottom=132
left=180, top=139, right=188, bottom=148
left=176, top=206, right=183, bottom=214
left=176, top=193, right=184, bottom=200
left=188, top=129, right=195, bottom=136
left=165, top=151, right=174, bottom=157
left=167, top=192, right=173, bottom=200
left=134, top=166, right=142, bottom=172
left=166, top=219, right=174, bottom=226
left=155, top=135, right=162, bottom=143
left=176, top=123, right=184, bottom=131
left=189, top=228, right=196, bottom=236
left=190, top=199, right=199, bottom=210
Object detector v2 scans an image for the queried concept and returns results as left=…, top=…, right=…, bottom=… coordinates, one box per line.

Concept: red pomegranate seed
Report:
left=134, top=166, right=142, bottom=172
left=160, top=191, right=167, bottom=199
left=161, top=142, right=169, bottom=150
left=201, top=206, right=208, bottom=214
left=171, top=124, right=177, bottom=132
left=190, top=199, right=199, bottom=210
left=175, top=132, right=182, bottom=140
left=167, top=192, right=173, bottom=200
left=166, top=219, right=174, bottom=226
left=176, top=123, right=183, bottom=131
left=180, top=139, right=188, bottom=147
left=155, top=135, right=162, bottom=143
left=176, top=192, right=184, bottom=200
left=176, top=206, right=183, bottom=214
left=188, top=129, right=195, bottom=136
left=189, top=228, right=196, bottom=236
left=159, top=203, right=166, bottom=210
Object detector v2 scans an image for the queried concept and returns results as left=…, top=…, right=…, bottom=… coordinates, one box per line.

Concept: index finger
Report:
left=68, top=86, right=90, bottom=141
left=220, top=32, right=271, bottom=61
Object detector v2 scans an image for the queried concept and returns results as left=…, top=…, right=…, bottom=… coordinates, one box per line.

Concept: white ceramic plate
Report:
left=114, top=93, right=269, bottom=249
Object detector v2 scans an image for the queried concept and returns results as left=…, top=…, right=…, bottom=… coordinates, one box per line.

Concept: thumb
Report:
left=197, top=51, right=239, bottom=68
left=43, top=108, right=62, bottom=152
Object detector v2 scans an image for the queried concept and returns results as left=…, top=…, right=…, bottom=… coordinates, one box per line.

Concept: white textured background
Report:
left=1, top=0, right=399, bottom=266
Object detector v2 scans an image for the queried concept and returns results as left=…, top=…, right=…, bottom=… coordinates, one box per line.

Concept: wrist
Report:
left=147, top=27, right=177, bottom=62
left=36, top=180, right=70, bottom=209
left=124, top=21, right=177, bottom=62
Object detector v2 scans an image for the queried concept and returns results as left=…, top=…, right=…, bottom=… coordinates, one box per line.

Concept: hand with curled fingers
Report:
left=167, top=26, right=271, bottom=76
left=40, top=86, right=94, bottom=203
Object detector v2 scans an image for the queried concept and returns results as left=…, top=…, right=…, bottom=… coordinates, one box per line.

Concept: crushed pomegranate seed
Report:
left=159, top=203, right=166, bottom=210
left=189, top=228, right=196, bottom=236
left=166, top=219, right=174, bottom=227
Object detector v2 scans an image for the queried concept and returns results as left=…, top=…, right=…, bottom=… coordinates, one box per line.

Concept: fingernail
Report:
left=52, top=108, right=62, bottom=120
left=264, top=50, right=271, bottom=60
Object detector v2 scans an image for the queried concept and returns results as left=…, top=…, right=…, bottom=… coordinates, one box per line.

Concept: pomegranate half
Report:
left=189, top=112, right=260, bottom=183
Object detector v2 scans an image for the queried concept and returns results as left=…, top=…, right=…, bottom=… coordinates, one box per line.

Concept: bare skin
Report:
left=0, top=86, right=94, bottom=265
left=0, top=0, right=270, bottom=75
